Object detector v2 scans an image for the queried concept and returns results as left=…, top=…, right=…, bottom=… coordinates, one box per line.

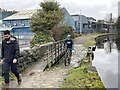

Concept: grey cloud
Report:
left=0, top=0, right=118, bottom=19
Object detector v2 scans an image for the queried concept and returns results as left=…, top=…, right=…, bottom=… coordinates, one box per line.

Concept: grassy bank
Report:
left=61, top=33, right=105, bottom=88
left=61, top=57, right=105, bottom=88
left=83, top=33, right=117, bottom=48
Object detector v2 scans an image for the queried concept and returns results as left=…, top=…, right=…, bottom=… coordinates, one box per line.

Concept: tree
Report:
left=30, top=1, right=63, bottom=35
left=52, top=24, right=74, bottom=41
left=115, top=16, right=120, bottom=33
left=60, top=24, right=74, bottom=40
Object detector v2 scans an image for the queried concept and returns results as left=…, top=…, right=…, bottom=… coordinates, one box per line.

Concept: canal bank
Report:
left=61, top=33, right=105, bottom=88
left=61, top=33, right=119, bottom=88
left=93, top=34, right=119, bottom=88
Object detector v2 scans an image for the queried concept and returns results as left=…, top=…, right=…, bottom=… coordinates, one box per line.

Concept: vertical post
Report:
left=47, top=45, right=50, bottom=68
left=58, top=42, right=59, bottom=60
left=18, top=28, right=20, bottom=45
left=96, top=22, right=97, bottom=33
left=55, top=43, right=57, bottom=62
left=80, top=10, right=82, bottom=35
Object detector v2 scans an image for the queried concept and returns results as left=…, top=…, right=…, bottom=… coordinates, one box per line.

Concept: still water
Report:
left=92, top=35, right=119, bottom=88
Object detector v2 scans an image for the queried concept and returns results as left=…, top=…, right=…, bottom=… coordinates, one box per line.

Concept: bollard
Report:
left=87, top=46, right=95, bottom=62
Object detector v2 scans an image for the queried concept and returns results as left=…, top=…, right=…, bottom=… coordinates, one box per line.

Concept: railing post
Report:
left=54, top=43, right=57, bottom=63
left=57, top=42, right=59, bottom=60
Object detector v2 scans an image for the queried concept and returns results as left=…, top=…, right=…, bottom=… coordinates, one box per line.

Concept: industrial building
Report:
left=118, top=1, right=120, bottom=16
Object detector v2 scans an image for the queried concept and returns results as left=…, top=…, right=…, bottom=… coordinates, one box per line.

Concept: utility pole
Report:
left=110, top=13, right=112, bottom=33
left=80, top=10, right=82, bottom=35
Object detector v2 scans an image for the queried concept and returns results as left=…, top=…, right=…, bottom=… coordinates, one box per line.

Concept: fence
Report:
left=17, top=39, right=66, bottom=72
left=0, top=32, right=34, bottom=46
left=12, top=32, right=34, bottom=45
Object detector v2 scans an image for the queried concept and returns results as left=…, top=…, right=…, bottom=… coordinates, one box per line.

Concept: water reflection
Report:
left=92, top=35, right=119, bottom=88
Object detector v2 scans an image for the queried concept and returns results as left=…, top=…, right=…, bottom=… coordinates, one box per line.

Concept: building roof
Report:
left=0, top=27, right=13, bottom=31
left=87, top=17, right=96, bottom=21
left=3, top=10, right=37, bottom=20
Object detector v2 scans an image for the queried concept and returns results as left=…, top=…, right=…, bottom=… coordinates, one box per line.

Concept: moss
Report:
left=61, top=57, right=105, bottom=88
left=84, top=40, right=96, bottom=48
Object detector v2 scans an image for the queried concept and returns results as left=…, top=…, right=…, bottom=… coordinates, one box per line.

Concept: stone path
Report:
left=9, top=44, right=86, bottom=88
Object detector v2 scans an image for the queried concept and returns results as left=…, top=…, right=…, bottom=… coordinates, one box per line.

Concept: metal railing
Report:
left=0, top=32, right=34, bottom=45
left=17, top=39, right=66, bottom=72
left=45, top=40, right=65, bottom=68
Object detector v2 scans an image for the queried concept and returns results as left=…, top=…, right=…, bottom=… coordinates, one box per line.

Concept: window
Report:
left=22, top=24, right=25, bottom=26
left=13, top=23, right=17, bottom=26
left=18, top=20, right=22, bottom=23
left=27, top=20, right=30, bottom=24
left=8, top=20, right=11, bottom=24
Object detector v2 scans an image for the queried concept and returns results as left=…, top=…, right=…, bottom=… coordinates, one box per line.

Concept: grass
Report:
left=84, top=40, right=96, bottom=48
left=61, top=33, right=107, bottom=88
left=83, top=32, right=116, bottom=48
left=60, top=57, right=105, bottom=88
left=83, top=34, right=96, bottom=48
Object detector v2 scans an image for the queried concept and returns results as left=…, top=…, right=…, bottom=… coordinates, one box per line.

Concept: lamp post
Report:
left=80, top=10, right=82, bottom=35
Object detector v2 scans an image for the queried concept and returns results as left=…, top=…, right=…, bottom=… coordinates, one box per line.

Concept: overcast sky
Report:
left=0, top=0, right=119, bottom=20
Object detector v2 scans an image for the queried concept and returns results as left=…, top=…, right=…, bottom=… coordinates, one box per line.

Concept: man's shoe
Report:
left=17, top=77, right=22, bottom=85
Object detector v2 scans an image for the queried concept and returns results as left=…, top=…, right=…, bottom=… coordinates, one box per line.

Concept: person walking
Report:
left=0, top=30, right=21, bottom=88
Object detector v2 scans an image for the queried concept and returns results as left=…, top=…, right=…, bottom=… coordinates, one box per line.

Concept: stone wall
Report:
left=18, top=45, right=48, bottom=73
left=0, top=40, right=65, bottom=74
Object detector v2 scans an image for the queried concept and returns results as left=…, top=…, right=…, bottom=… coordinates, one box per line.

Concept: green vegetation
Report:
left=83, top=33, right=117, bottom=48
left=61, top=34, right=106, bottom=88
left=61, top=57, right=105, bottom=88
left=60, top=24, right=75, bottom=40
left=83, top=35, right=96, bottom=48
left=52, top=24, right=75, bottom=41
left=30, top=1, right=63, bottom=45
left=84, top=40, right=95, bottom=48
left=30, top=32, right=53, bottom=47
left=30, top=2, right=63, bottom=34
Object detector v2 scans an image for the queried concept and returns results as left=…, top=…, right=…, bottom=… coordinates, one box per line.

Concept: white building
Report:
left=118, top=1, right=120, bottom=16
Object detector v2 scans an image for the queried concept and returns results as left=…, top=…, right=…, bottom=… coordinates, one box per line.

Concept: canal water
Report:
left=92, top=34, right=119, bottom=88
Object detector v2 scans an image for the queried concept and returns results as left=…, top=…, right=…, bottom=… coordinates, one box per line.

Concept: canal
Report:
left=92, top=34, right=120, bottom=88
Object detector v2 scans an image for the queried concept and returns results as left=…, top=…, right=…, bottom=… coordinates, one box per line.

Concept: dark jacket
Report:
left=64, top=39, right=73, bottom=49
left=1, top=38, right=20, bottom=62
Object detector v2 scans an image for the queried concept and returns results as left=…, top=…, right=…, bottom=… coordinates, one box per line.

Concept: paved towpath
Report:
left=7, top=34, right=95, bottom=88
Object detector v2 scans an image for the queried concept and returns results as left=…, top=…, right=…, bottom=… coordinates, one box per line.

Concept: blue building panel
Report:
left=3, top=19, right=30, bottom=28
left=62, top=8, right=75, bottom=30
left=71, top=15, right=89, bottom=33
left=11, top=27, right=32, bottom=33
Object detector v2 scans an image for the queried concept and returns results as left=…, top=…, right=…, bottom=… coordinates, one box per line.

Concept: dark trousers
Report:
left=3, top=61, right=20, bottom=83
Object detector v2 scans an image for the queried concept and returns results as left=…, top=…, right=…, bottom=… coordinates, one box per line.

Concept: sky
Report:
left=0, top=0, right=119, bottom=20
